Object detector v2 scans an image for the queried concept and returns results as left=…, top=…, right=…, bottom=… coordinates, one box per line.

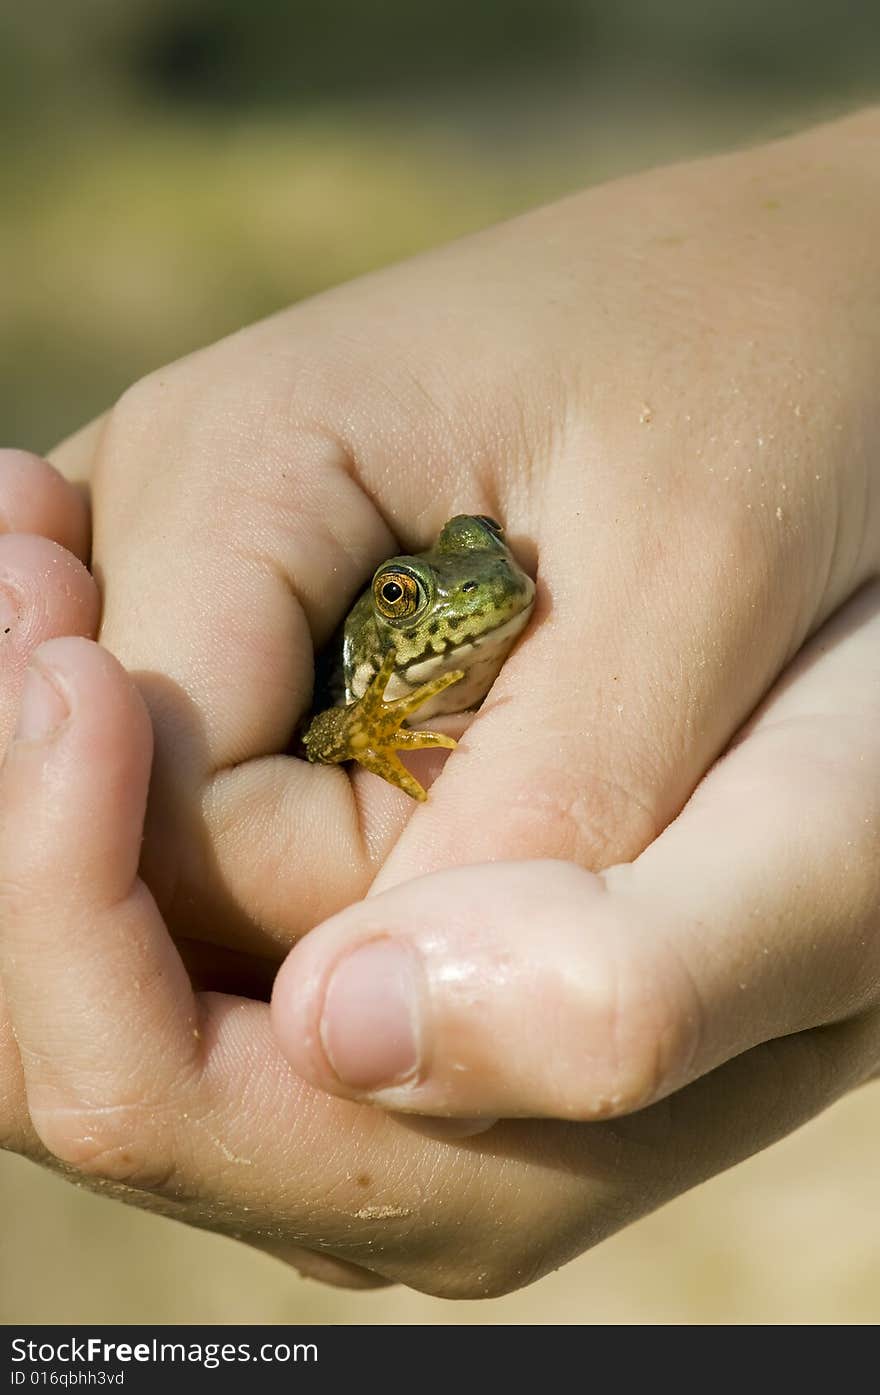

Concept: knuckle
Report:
left=29, top=1099, right=179, bottom=1193
left=106, top=362, right=227, bottom=474
left=109, top=369, right=177, bottom=439
left=421, top=1267, right=527, bottom=1301
left=415, top=1193, right=580, bottom=1300
left=392, top=1231, right=546, bottom=1301
left=561, top=895, right=705, bottom=1119
left=434, top=1248, right=551, bottom=1300
left=107, top=346, right=285, bottom=462
left=608, top=951, right=704, bottom=1116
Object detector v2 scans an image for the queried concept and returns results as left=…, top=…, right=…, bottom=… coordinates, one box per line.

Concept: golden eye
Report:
left=373, top=568, right=423, bottom=619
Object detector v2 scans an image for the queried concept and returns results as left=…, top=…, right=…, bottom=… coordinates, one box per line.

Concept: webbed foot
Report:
left=303, top=647, right=464, bottom=801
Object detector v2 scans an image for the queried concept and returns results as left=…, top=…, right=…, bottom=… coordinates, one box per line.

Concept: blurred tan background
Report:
left=2, top=0, right=880, bottom=1323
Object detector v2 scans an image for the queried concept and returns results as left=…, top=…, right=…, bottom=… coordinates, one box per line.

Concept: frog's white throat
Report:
left=381, top=603, right=534, bottom=718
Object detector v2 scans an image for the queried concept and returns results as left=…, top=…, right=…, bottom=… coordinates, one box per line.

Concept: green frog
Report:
left=303, top=515, right=535, bottom=801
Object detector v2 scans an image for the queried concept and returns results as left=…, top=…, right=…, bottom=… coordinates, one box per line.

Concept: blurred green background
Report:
left=5, top=0, right=880, bottom=452
left=2, top=0, right=880, bottom=1324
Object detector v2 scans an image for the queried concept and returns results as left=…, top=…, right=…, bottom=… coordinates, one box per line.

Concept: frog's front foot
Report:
left=302, top=647, right=464, bottom=801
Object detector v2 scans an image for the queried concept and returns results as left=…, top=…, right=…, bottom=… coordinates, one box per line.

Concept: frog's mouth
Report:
left=387, top=594, right=535, bottom=716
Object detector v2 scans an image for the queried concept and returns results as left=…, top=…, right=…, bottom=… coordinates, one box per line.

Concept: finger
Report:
left=0, top=535, right=100, bottom=753
left=353, top=140, right=878, bottom=892
left=140, top=974, right=880, bottom=1298
left=40, top=166, right=874, bottom=955
left=0, top=541, right=100, bottom=1154
left=0, top=636, right=874, bottom=1298
left=0, top=630, right=387, bottom=1288
left=368, top=561, right=787, bottom=893
left=80, top=363, right=523, bottom=952
left=78, top=373, right=426, bottom=949
left=94, top=373, right=397, bottom=763
left=0, top=450, right=91, bottom=562
left=271, top=582, right=880, bottom=1117
left=0, top=622, right=512, bottom=1283
left=0, top=638, right=201, bottom=1158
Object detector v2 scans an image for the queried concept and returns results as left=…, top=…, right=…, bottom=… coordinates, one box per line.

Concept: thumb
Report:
left=271, top=583, right=880, bottom=1118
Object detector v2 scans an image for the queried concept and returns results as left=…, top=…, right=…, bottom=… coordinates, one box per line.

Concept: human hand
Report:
left=0, top=448, right=99, bottom=1155
left=0, top=449, right=96, bottom=765
left=7, top=108, right=878, bottom=1293
left=263, top=109, right=880, bottom=1124
left=274, top=582, right=880, bottom=1120
left=0, top=620, right=875, bottom=1301
left=48, top=110, right=879, bottom=980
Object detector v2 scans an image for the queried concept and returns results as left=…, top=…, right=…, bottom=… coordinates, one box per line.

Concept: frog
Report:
left=302, top=514, right=536, bottom=801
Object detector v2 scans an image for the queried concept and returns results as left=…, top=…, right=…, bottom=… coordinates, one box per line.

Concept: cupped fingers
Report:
left=1, top=639, right=874, bottom=1298
left=0, top=535, right=99, bottom=756
left=0, top=634, right=391, bottom=1288
left=0, top=536, right=99, bottom=1152
left=271, top=581, right=880, bottom=1118
left=0, top=637, right=201, bottom=1172
left=0, top=449, right=91, bottom=561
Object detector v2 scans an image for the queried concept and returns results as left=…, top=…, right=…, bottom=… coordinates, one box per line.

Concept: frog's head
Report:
left=366, top=515, right=535, bottom=706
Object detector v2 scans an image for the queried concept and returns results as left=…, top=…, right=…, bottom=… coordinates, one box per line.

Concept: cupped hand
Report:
left=5, top=109, right=877, bottom=1293
left=0, top=628, right=876, bottom=1299
left=49, top=110, right=879, bottom=979
left=274, top=582, right=880, bottom=1119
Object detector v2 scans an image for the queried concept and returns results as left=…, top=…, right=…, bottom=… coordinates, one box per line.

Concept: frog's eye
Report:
left=373, top=568, right=424, bottom=620
left=475, top=515, right=504, bottom=537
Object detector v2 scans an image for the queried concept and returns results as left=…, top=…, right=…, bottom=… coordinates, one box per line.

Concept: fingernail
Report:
left=14, top=661, right=69, bottom=742
left=319, top=938, right=422, bottom=1091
